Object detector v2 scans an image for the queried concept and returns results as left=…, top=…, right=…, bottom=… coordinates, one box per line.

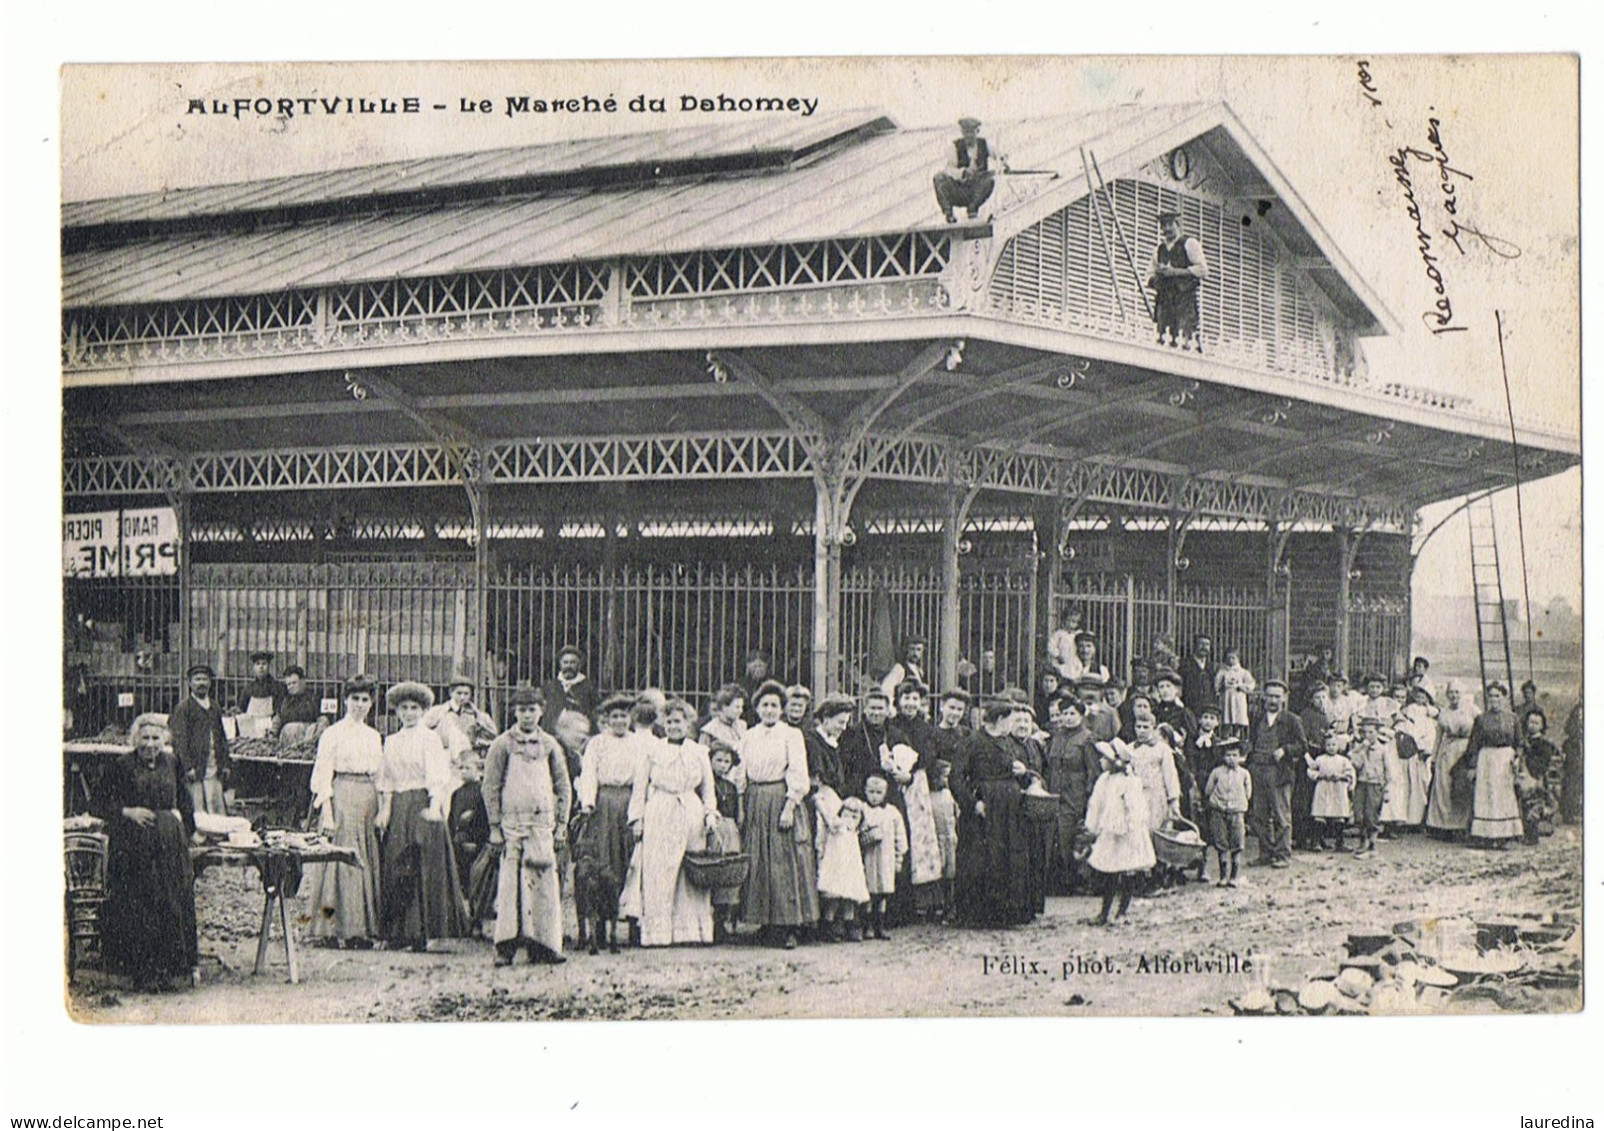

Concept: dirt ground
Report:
left=67, top=827, right=1583, bottom=1024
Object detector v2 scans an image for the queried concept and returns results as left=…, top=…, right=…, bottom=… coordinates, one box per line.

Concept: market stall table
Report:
left=225, top=736, right=319, bottom=827
left=191, top=839, right=360, bottom=984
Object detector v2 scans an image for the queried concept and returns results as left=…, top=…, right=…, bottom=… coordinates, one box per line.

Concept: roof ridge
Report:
left=62, top=107, right=894, bottom=217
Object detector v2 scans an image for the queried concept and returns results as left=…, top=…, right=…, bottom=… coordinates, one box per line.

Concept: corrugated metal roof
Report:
left=61, top=110, right=891, bottom=229
left=65, top=104, right=1214, bottom=308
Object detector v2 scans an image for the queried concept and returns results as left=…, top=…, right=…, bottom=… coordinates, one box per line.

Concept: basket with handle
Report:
left=1152, top=816, right=1207, bottom=868
left=682, top=851, right=750, bottom=890
left=1021, top=790, right=1061, bottom=824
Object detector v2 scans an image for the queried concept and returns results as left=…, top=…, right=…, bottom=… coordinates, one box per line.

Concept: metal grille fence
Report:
left=65, top=574, right=183, bottom=734
left=960, top=568, right=1037, bottom=694
left=187, top=562, right=475, bottom=693
left=69, top=556, right=1366, bottom=734
left=1348, top=595, right=1411, bottom=682
left=1057, top=574, right=1271, bottom=683
left=490, top=561, right=1037, bottom=707
left=486, top=561, right=815, bottom=702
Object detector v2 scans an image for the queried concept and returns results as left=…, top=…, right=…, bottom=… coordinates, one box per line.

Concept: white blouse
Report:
left=627, top=737, right=717, bottom=823
left=308, top=716, right=383, bottom=808
left=576, top=729, right=650, bottom=809
left=739, top=720, right=810, bottom=806
left=377, top=723, right=456, bottom=811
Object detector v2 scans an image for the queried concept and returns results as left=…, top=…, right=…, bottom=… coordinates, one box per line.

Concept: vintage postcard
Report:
left=58, top=55, right=1581, bottom=1028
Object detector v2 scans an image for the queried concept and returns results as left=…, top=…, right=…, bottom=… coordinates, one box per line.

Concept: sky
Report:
left=57, top=57, right=1580, bottom=610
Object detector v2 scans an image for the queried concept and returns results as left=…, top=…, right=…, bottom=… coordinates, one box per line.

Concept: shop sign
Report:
left=63, top=507, right=180, bottom=577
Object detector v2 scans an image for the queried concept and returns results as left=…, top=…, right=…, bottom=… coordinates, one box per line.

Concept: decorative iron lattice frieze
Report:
left=65, top=429, right=1411, bottom=530
left=851, top=434, right=952, bottom=484
left=64, top=455, right=186, bottom=496
left=187, top=445, right=464, bottom=492
left=64, top=262, right=614, bottom=372
left=622, top=280, right=949, bottom=330
left=622, top=234, right=951, bottom=298
left=64, top=238, right=954, bottom=373
left=485, top=432, right=811, bottom=482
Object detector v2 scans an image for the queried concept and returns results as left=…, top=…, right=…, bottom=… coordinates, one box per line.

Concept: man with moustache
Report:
left=169, top=663, right=232, bottom=815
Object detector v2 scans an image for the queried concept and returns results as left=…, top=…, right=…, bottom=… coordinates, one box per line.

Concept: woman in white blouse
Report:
left=629, top=699, right=719, bottom=946
left=575, top=693, right=646, bottom=941
left=738, top=680, right=818, bottom=949
left=377, top=681, right=468, bottom=951
left=303, top=675, right=383, bottom=948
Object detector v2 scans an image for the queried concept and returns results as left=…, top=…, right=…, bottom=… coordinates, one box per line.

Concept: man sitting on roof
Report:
left=933, top=117, right=1009, bottom=224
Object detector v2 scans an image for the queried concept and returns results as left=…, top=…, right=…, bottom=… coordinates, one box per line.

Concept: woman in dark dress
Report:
left=1465, top=683, right=1524, bottom=848
left=1006, top=703, right=1050, bottom=915
left=1560, top=700, right=1583, bottom=826
left=953, top=701, right=1034, bottom=927
left=95, top=714, right=198, bottom=991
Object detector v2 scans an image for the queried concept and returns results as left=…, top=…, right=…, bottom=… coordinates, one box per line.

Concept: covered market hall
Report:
left=62, top=103, right=1579, bottom=732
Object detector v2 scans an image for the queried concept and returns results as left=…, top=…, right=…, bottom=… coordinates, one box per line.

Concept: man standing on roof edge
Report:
left=1148, top=209, right=1209, bottom=351
left=933, top=118, right=1004, bottom=224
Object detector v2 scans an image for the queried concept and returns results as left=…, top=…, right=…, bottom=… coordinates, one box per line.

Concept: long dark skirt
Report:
left=955, top=779, right=1033, bottom=926
left=305, top=774, right=381, bottom=942
left=585, top=784, right=635, bottom=891
left=1291, top=767, right=1318, bottom=849
left=380, top=789, right=468, bottom=944
left=740, top=781, right=819, bottom=927
left=1026, top=812, right=1049, bottom=915
left=1047, top=799, right=1079, bottom=895
left=103, top=810, right=198, bottom=981
left=1560, top=745, right=1583, bottom=825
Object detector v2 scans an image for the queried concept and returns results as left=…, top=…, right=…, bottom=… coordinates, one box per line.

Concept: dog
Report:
left=570, top=812, right=621, bottom=955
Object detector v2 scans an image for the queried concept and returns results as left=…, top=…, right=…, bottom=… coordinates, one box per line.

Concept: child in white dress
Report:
left=1085, top=742, right=1156, bottom=925
left=1307, top=732, right=1357, bottom=851
left=1214, top=648, right=1256, bottom=737
left=815, top=791, right=870, bottom=941
left=859, top=774, right=908, bottom=940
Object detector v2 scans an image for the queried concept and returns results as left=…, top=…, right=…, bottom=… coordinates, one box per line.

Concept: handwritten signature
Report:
left=1381, top=107, right=1522, bottom=335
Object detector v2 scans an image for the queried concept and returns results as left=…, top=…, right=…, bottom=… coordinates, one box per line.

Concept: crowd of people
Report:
left=86, top=626, right=1584, bottom=988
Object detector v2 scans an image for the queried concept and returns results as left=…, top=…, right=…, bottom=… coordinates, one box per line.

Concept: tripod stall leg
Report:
left=278, top=887, right=299, bottom=985
left=253, top=882, right=275, bottom=977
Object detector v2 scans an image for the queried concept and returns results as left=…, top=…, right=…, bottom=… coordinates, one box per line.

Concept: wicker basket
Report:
left=1152, top=817, right=1207, bottom=868
left=683, top=851, right=751, bottom=890
left=1021, top=791, right=1061, bottom=824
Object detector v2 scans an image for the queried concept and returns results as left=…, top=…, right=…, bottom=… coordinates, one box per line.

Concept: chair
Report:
left=64, top=830, right=109, bottom=982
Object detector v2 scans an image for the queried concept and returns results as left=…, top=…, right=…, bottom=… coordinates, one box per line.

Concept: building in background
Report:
left=60, top=106, right=1579, bottom=730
